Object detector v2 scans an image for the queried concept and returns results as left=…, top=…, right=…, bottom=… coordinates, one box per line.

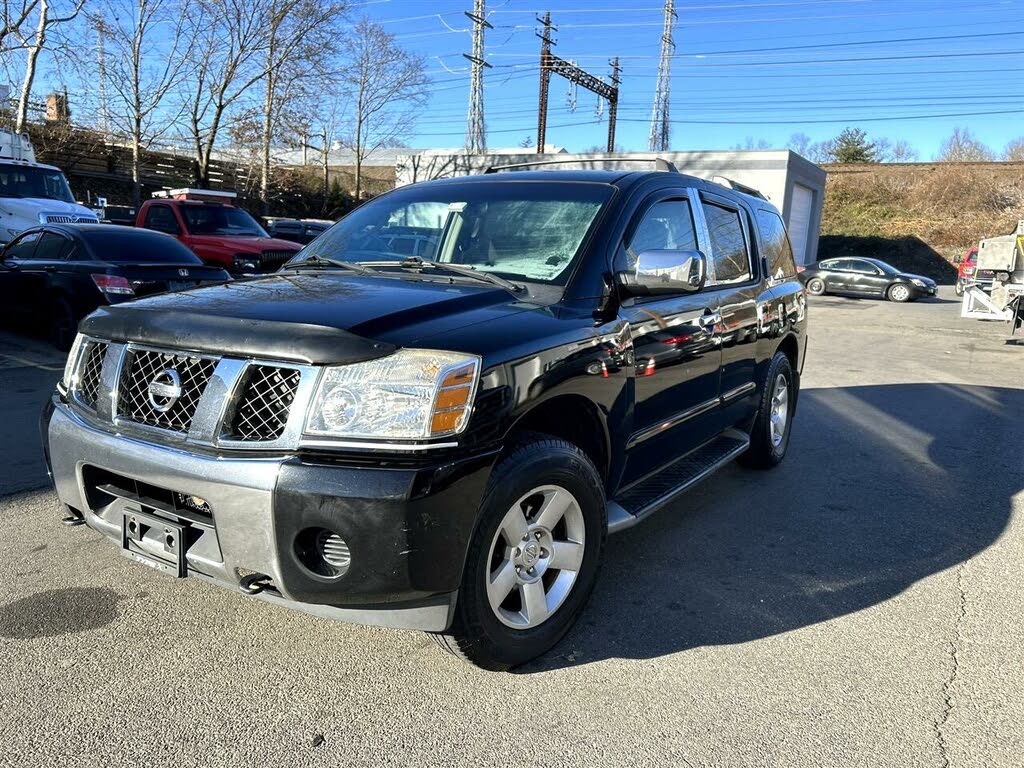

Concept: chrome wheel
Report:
left=486, top=484, right=586, bottom=630
left=769, top=373, right=789, bottom=448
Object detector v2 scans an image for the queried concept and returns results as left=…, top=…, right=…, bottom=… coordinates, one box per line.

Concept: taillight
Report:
left=796, top=265, right=806, bottom=273
left=91, top=274, right=134, bottom=295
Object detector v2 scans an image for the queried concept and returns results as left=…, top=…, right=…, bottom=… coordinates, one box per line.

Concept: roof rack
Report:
left=711, top=175, right=766, bottom=200
left=483, top=156, right=679, bottom=174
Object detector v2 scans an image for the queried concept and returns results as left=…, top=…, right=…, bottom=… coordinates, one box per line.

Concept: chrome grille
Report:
left=226, top=365, right=300, bottom=441
left=76, top=341, right=108, bottom=410
left=118, top=348, right=216, bottom=433
left=44, top=214, right=98, bottom=224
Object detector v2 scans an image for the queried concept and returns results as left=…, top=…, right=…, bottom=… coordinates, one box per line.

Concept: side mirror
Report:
left=617, top=249, right=706, bottom=297
left=953, top=254, right=964, bottom=265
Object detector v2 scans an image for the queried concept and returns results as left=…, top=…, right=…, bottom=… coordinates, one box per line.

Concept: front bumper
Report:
left=44, top=396, right=496, bottom=632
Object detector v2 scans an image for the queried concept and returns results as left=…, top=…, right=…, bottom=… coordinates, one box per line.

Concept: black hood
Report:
left=80, top=273, right=530, bottom=365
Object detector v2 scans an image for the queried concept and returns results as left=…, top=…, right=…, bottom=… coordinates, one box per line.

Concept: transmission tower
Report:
left=92, top=15, right=110, bottom=136
left=536, top=12, right=620, bottom=154
left=648, top=0, right=677, bottom=151
left=464, top=0, right=491, bottom=154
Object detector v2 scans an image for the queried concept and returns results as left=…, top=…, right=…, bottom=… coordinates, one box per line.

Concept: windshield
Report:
left=181, top=205, right=267, bottom=237
left=867, top=259, right=899, bottom=275
left=0, top=164, right=75, bottom=203
left=296, top=181, right=612, bottom=285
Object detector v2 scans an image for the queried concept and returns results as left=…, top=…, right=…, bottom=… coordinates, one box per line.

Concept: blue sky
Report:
left=364, top=0, right=1024, bottom=157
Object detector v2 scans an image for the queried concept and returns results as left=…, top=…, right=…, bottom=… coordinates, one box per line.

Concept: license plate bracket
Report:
left=121, top=508, right=187, bottom=578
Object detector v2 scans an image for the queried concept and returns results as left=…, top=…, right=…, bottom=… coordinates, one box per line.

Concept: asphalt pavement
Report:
left=0, top=287, right=1021, bottom=767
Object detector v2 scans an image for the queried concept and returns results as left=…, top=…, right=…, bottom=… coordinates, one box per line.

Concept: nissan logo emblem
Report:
left=178, top=268, right=189, bottom=277
left=147, top=368, right=183, bottom=412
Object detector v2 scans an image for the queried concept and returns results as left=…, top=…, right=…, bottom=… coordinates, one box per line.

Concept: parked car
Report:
left=954, top=247, right=994, bottom=296
left=265, top=217, right=332, bottom=245
left=43, top=167, right=807, bottom=670
left=136, top=191, right=301, bottom=274
left=0, top=224, right=231, bottom=349
left=799, top=256, right=937, bottom=302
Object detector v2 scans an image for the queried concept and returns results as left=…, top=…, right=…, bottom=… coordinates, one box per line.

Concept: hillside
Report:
left=818, top=162, right=1024, bottom=282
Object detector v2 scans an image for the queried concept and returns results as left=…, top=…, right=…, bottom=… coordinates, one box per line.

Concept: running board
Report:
left=607, top=429, right=750, bottom=534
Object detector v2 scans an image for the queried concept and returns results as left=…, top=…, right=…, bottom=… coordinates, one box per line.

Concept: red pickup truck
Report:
left=136, top=190, right=301, bottom=274
left=955, top=246, right=994, bottom=296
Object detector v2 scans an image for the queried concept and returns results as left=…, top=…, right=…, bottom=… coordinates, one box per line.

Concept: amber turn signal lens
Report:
left=434, top=385, right=471, bottom=410
left=430, top=409, right=465, bottom=434
left=441, top=364, right=476, bottom=388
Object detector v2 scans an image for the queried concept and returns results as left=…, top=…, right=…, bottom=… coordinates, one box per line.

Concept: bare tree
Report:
left=936, top=127, right=995, bottom=162
left=182, top=0, right=273, bottom=186
left=0, top=0, right=39, bottom=52
left=256, top=0, right=347, bottom=213
left=103, top=0, right=195, bottom=205
left=340, top=18, right=426, bottom=201
left=13, top=0, right=85, bottom=131
left=1003, top=138, right=1024, bottom=162
left=888, top=140, right=918, bottom=163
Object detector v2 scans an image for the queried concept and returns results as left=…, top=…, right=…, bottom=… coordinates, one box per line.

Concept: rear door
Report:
left=619, top=189, right=724, bottom=485
left=699, top=191, right=762, bottom=428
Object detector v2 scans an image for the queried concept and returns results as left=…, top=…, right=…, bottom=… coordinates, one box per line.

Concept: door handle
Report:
left=698, top=310, right=722, bottom=329
left=44, top=265, right=56, bottom=272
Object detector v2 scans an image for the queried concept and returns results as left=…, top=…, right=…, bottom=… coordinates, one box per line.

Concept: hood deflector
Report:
left=80, top=306, right=395, bottom=365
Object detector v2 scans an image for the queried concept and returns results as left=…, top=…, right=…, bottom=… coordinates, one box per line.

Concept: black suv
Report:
left=43, top=167, right=807, bottom=670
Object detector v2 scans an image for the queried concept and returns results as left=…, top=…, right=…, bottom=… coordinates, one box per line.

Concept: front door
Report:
left=619, top=190, right=724, bottom=486
left=0, top=229, right=43, bottom=314
left=845, top=259, right=889, bottom=296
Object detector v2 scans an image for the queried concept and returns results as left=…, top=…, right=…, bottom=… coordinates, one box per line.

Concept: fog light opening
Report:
left=294, top=527, right=351, bottom=578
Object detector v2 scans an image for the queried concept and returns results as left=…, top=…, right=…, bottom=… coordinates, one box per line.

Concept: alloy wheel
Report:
left=486, top=484, right=586, bottom=629
left=769, top=373, right=789, bottom=447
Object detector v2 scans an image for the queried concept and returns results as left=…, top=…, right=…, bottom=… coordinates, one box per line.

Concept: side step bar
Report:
left=607, top=429, right=750, bottom=534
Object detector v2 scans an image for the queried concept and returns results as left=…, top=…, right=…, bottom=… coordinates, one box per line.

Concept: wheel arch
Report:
left=502, top=394, right=611, bottom=492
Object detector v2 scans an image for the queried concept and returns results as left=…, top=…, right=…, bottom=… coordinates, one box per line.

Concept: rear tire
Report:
left=49, top=296, right=76, bottom=351
left=740, top=351, right=795, bottom=470
left=435, top=436, right=606, bottom=671
left=887, top=283, right=912, bottom=303
left=805, top=277, right=825, bottom=296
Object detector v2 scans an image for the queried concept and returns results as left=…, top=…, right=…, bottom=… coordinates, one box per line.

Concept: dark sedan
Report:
left=0, top=224, right=231, bottom=349
left=799, top=256, right=937, bottom=302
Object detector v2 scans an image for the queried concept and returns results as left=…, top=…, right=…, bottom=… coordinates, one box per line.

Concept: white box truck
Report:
left=0, top=130, right=98, bottom=243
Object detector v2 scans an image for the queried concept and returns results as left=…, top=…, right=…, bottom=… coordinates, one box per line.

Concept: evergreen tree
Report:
left=831, top=127, right=878, bottom=163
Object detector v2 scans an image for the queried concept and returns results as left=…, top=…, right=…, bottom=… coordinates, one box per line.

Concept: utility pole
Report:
left=649, top=0, right=677, bottom=151
left=536, top=11, right=621, bottom=154
left=92, top=14, right=110, bottom=136
left=536, top=11, right=555, bottom=154
left=463, top=0, right=491, bottom=153
left=608, top=57, right=621, bottom=153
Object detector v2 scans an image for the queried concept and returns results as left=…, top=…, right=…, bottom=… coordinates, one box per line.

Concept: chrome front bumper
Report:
left=46, top=398, right=460, bottom=632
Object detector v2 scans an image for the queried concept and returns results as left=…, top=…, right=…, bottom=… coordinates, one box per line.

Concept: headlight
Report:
left=911, top=278, right=926, bottom=288
left=233, top=254, right=258, bottom=272
left=61, top=333, right=86, bottom=391
left=305, top=349, right=480, bottom=440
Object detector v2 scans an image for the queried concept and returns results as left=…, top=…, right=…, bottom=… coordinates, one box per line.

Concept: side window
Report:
left=4, top=230, right=41, bottom=259
left=701, top=201, right=751, bottom=284
left=627, top=199, right=699, bottom=255
left=848, top=259, right=878, bottom=275
left=755, top=209, right=797, bottom=280
left=145, top=205, right=180, bottom=234
left=33, top=232, right=73, bottom=261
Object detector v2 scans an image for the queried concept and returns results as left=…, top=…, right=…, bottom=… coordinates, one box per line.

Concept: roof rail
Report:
left=711, top=175, right=766, bottom=200
left=483, top=156, right=679, bottom=174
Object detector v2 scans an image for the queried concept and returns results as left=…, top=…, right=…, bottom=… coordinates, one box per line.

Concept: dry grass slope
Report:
left=819, top=162, right=1024, bottom=281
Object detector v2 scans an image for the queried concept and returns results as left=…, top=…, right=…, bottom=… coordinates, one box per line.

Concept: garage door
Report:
left=787, top=184, right=814, bottom=265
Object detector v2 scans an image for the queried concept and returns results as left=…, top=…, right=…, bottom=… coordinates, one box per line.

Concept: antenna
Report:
left=649, top=0, right=677, bottom=152
left=463, top=0, right=492, bottom=154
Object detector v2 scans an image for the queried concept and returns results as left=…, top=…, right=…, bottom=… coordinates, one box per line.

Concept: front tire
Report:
left=435, top=436, right=606, bottom=671
left=740, top=351, right=795, bottom=469
left=954, top=279, right=965, bottom=297
left=887, top=283, right=912, bottom=302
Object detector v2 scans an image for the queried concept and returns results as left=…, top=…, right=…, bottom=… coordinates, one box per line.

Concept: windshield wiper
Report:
left=284, top=254, right=380, bottom=275
left=392, top=257, right=525, bottom=294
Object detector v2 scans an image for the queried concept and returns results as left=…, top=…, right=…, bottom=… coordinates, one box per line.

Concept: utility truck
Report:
left=0, top=130, right=98, bottom=243
left=960, top=220, right=1024, bottom=335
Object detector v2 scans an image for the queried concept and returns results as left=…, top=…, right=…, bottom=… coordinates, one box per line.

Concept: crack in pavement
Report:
left=934, top=562, right=968, bottom=768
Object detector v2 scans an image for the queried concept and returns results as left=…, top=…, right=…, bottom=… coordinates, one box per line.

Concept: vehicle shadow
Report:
left=519, top=382, right=1022, bottom=673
